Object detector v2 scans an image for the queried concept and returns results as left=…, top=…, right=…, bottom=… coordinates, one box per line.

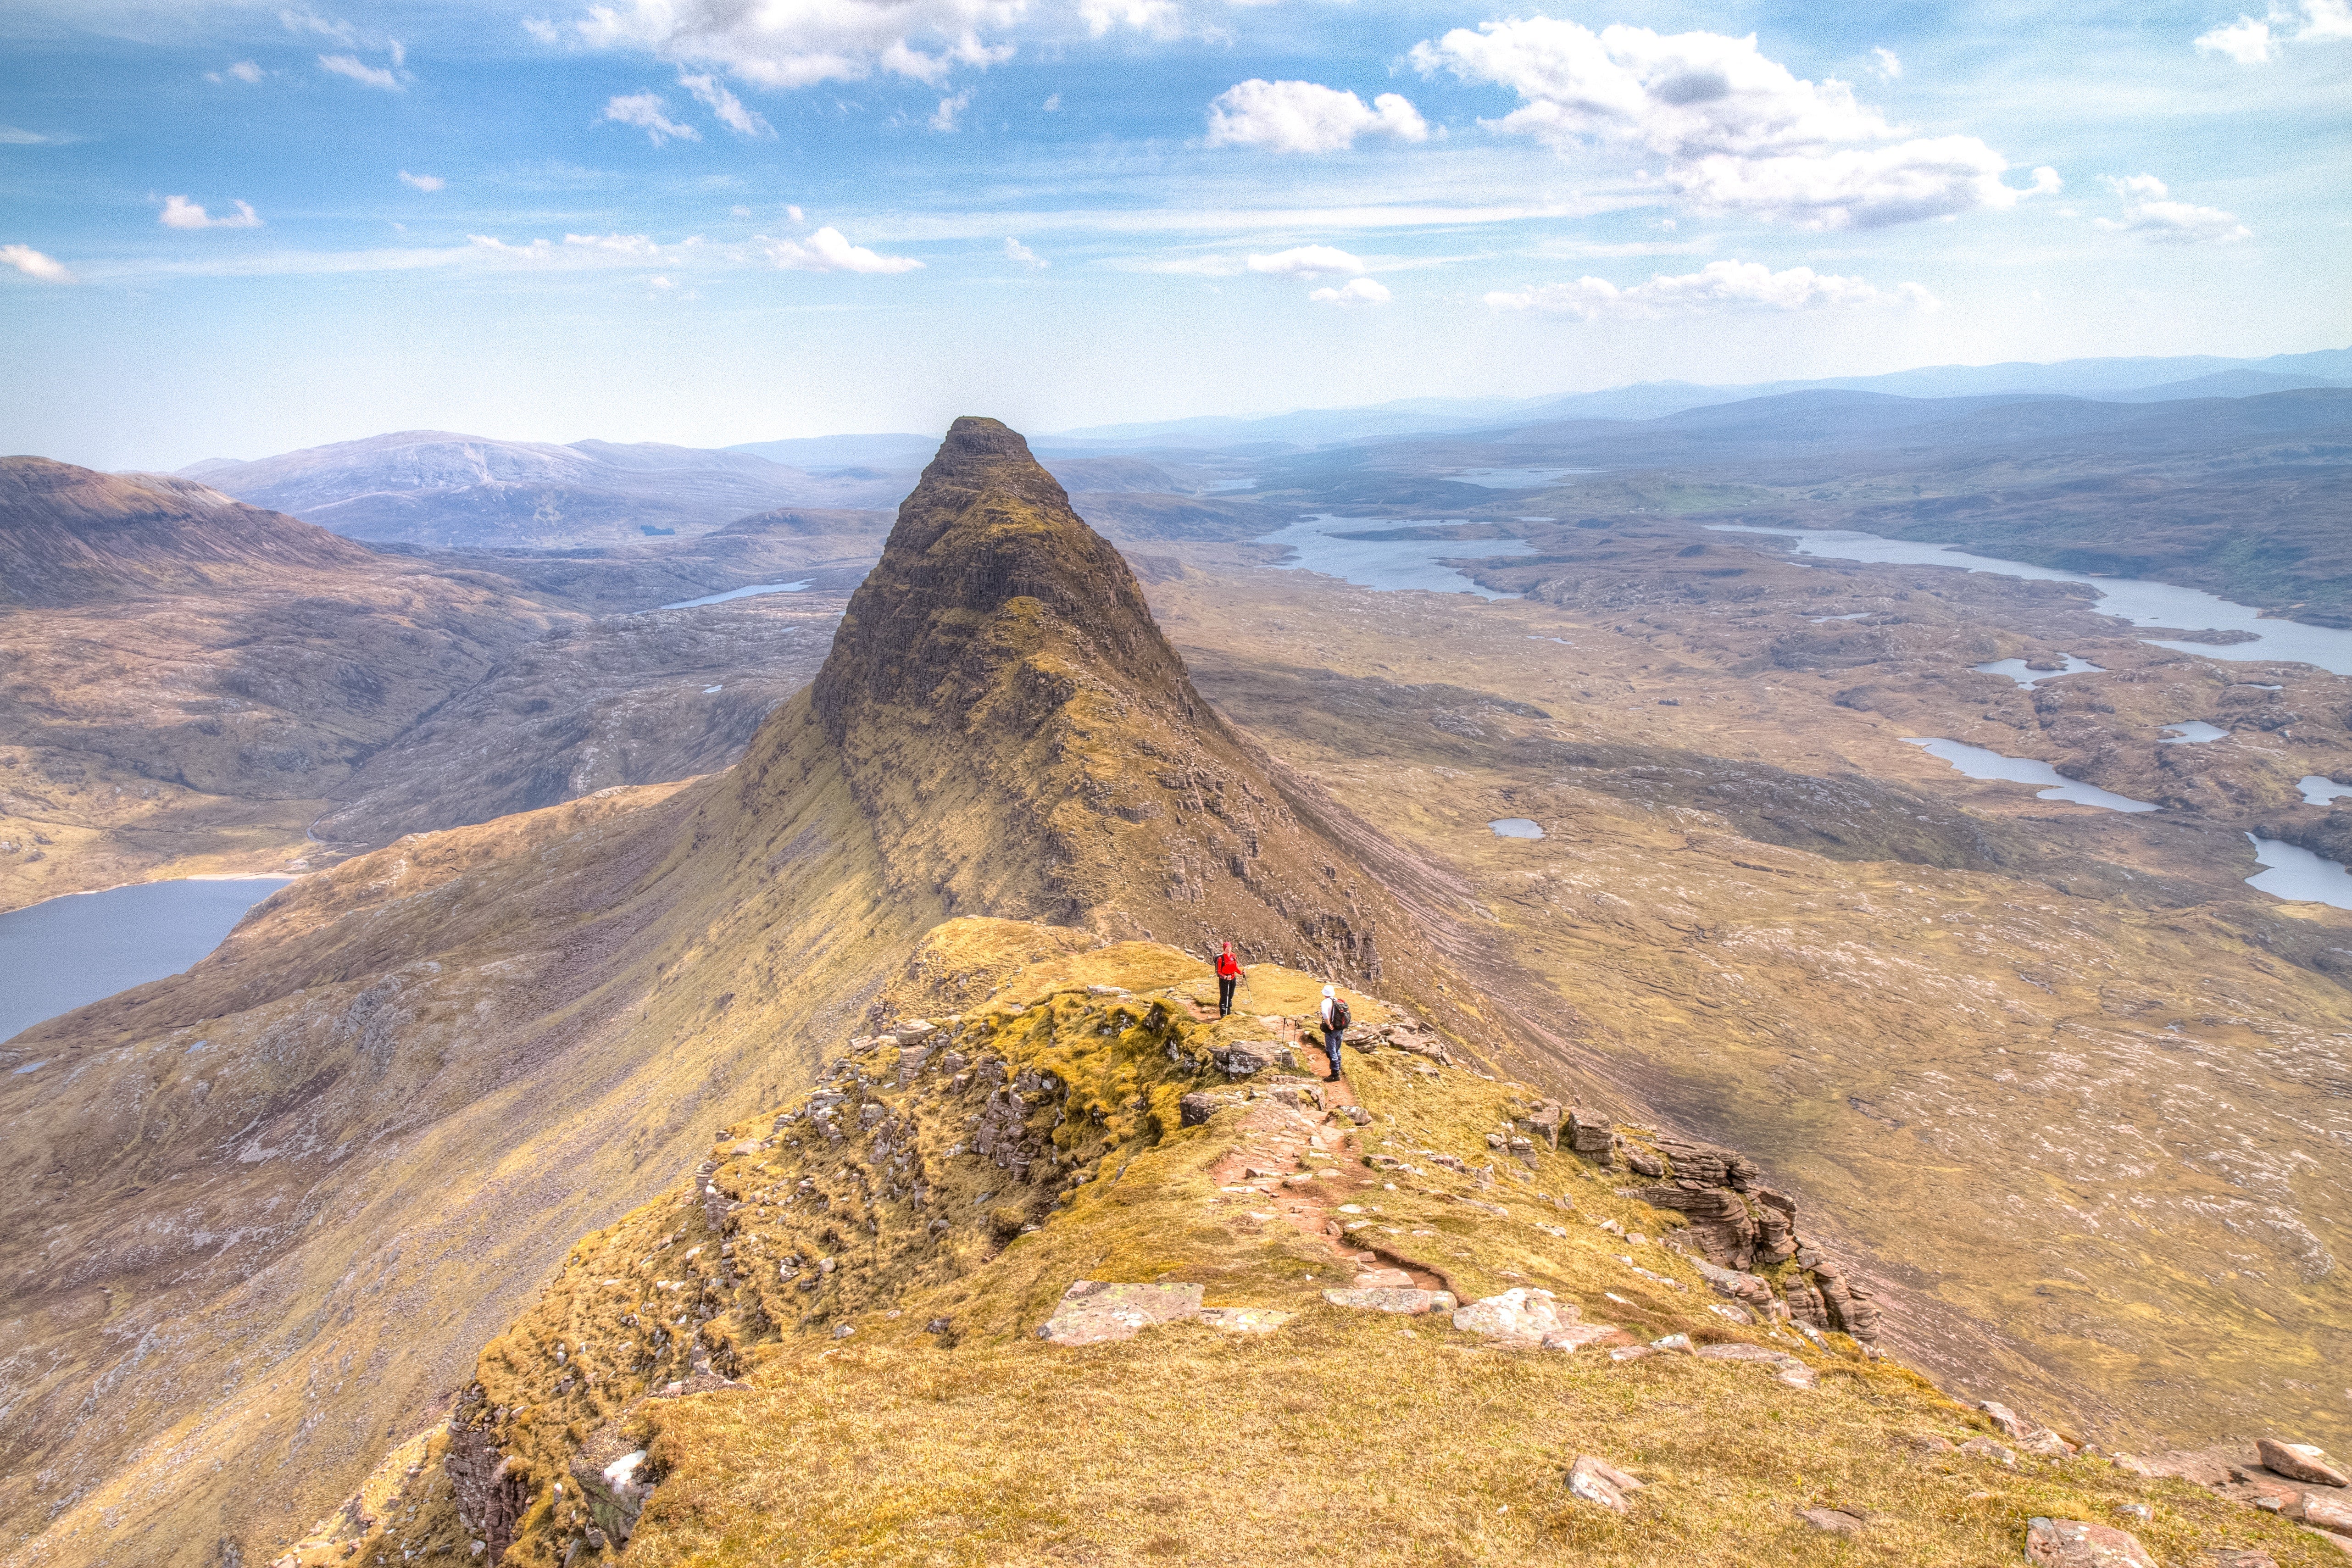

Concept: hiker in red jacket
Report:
left=1214, top=941, right=1243, bottom=1017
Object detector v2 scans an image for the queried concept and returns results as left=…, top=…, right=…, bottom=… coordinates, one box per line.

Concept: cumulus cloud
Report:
left=1870, top=46, right=1902, bottom=78
left=760, top=226, right=923, bottom=273
left=605, top=91, right=700, bottom=145
left=679, top=71, right=774, bottom=137
left=558, top=0, right=1020, bottom=89
left=1079, top=0, right=1184, bottom=38
left=281, top=8, right=358, bottom=44
left=929, top=89, right=972, bottom=132
left=1004, top=236, right=1047, bottom=267
left=1206, top=79, right=1430, bottom=154
left=2094, top=173, right=2251, bottom=243
left=207, top=60, right=266, bottom=84
left=159, top=195, right=263, bottom=229
left=2197, top=0, right=2352, bottom=60
left=1309, top=277, right=1391, bottom=306
left=1484, top=258, right=1936, bottom=318
left=398, top=169, right=445, bottom=191
left=1411, top=18, right=2052, bottom=229
left=319, top=52, right=401, bottom=89
left=1, top=243, right=75, bottom=283
left=1245, top=244, right=1367, bottom=278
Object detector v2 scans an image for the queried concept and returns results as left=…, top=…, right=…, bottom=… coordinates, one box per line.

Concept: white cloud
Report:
left=786, top=204, right=805, bottom=222
left=1485, top=259, right=1936, bottom=318
left=1041, top=93, right=1061, bottom=111
left=565, top=232, right=662, bottom=256
left=2094, top=174, right=2251, bottom=243
left=1, top=244, right=75, bottom=283
left=397, top=169, right=445, bottom=191
left=560, top=0, right=1020, bottom=90
left=604, top=92, right=700, bottom=145
left=1126, top=253, right=1247, bottom=275
left=1206, top=79, right=1430, bottom=154
left=1309, top=277, right=1391, bottom=306
left=158, top=195, right=263, bottom=229
left=1412, top=18, right=2052, bottom=229
left=1245, top=244, right=1367, bottom=278
left=759, top=226, right=922, bottom=273
left=2196, top=14, right=2276, bottom=59
left=1869, top=46, right=1902, bottom=78
left=207, top=60, right=266, bottom=84
left=280, top=9, right=357, bottom=44
left=468, top=234, right=555, bottom=259
left=929, top=90, right=972, bottom=132
left=1004, top=236, right=1047, bottom=267
left=2197, top=0, right=2352, bottom=60
left=679, top=71, right=774, bottom=137
left=319, top=53, right=401, bottom=89
left=1079, top=0, right=1184, bottom=39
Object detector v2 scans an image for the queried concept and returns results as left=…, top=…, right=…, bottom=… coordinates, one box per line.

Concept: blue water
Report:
left=1974, top=656, right=2104, bottom=688
left=2299, top=775, right=2352, bottom=806
left=1257, top=515, right=1537, bottom=599
left=2159, top=721, right=2230, bottom=745
left=2245, top=835, right=2352, bottom=909
left=1711, top=525, right=2352, bottom=675
left=1902, top=739, right=2157, bottom=812
left=1490, top=818, right=1546, bottom=839
left=659, top=581, right=812, bottom=610
left=0, top=877, right=292, bottom=1043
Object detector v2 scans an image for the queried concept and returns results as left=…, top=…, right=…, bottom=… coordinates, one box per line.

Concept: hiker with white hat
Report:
left=1315, top=984, right=1351, bottom=1081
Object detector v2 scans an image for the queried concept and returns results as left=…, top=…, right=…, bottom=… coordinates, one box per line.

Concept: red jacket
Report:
left=1215, top=951, right=1241, bottom=978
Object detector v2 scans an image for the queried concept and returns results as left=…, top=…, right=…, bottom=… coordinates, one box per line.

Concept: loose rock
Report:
left=2024, top=1518, right=2157, bottom=1567
left=1568, top=1455, right=1644, bottom=1514
left=1322, top=1287, right=1457, bottom=1315
left=1800, top=1507, right=1865, bottom=1537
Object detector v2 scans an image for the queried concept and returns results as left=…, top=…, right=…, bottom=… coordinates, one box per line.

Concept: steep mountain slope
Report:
left=185, top=431, right=912, bottom=547
left=0, top=420, right=1573, bottom=1568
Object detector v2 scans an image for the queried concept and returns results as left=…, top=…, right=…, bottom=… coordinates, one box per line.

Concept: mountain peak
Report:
left=786, top=418, right=1428, bottom=983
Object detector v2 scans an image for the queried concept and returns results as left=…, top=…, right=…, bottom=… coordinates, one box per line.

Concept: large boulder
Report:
left=2261, top=1439, right=2351, bottom=1488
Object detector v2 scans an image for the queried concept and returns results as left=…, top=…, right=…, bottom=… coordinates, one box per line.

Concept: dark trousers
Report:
left=1323, top=1028, right=1344, bottom=1077
left=1218, top=976, right=1236, bottom=1016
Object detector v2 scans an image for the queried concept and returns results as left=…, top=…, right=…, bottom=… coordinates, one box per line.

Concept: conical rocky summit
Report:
left=786, top=416, right=1463, bottom=989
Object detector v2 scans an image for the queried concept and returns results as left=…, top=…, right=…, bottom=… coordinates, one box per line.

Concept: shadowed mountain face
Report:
left=0, top=420, right=1575, bottom=1568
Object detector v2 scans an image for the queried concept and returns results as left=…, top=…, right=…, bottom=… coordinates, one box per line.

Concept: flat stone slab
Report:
left=1198, top=1307, right=1293, bottom=1335
left=1037, top=1281, right=1205, bottom=1345
left=2263, top=1438, right=2351, bottom=1489
left=2025, top=1518, right=2157, bottom=1567
left=1538, top=1323, right=1629, bottom=1353
left=1453, top=1286, right=1576, bottom=1343
left=1323, top=1286, right=1457, bottom=1314
left=1696, top=1340, right=1818, bottom=1389
left=1567, top=1455, right=1644, bottom=1513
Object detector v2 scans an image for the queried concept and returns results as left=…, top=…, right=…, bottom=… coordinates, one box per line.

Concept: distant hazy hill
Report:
left=1043, top=346, right=2352, bottom=452
left=180, top=431, right=915, bottom=548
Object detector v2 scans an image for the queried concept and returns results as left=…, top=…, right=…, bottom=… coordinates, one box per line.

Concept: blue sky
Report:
left=2, top=0, right=2346, bottom=469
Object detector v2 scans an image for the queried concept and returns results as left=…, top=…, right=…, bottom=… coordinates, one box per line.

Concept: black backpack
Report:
left=1329, top=998, right=1352, bottom=1031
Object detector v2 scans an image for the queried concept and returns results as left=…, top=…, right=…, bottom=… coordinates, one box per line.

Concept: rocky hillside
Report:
left=0, top=458, right=376, bottom=605
left=287, top=923, right=2337, bottom=1568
